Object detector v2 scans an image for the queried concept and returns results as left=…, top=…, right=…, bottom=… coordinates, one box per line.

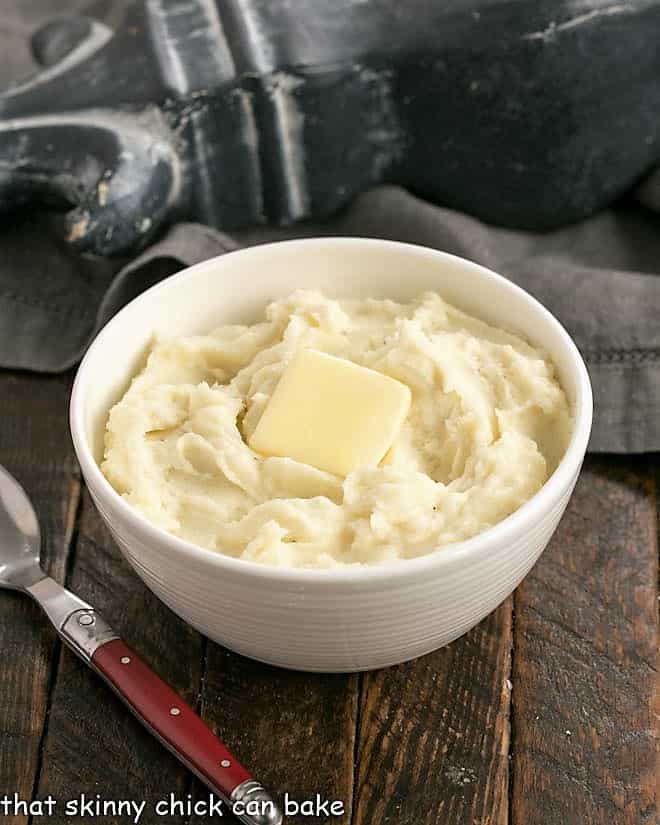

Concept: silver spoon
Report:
left=0, top=463, right=281, bottom=825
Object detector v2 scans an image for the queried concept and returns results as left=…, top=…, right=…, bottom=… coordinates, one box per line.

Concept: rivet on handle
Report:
left=170, top=707, right=181, bottom=716
left=220, top=759, right=231, bottom=768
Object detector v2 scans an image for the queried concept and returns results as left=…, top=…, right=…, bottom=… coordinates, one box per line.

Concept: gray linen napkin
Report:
left=1, top=1, right=659, bottom=453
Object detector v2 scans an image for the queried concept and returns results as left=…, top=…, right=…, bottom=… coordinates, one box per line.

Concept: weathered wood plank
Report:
left=2, top=364, right=657, bottom=825
left=353, top=599, right=512, bottom=825
left=511, top=456, right=658, bottom=825
left=33, top=489, right=205, bottom=825
left=190, top=650, right=358, bottom=825
left=0, top=372, right=80, bottom=825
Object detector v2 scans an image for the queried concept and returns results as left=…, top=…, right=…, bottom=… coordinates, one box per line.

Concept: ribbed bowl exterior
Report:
left=71, top=239, right=592, bottom=672
left=86, top=474, right=578, bottom=671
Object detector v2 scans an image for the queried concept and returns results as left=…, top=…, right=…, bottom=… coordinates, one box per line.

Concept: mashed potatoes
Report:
left=102, top=290, right=572, bottom=568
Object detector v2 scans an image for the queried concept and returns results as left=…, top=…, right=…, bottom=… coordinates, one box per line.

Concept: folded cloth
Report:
left=2, top=186, right=659, bottom=453
left=1, top=2, right=659, bottom=453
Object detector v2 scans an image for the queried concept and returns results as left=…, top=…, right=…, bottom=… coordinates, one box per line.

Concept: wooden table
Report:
left=1, top=370, right=657, bottom=825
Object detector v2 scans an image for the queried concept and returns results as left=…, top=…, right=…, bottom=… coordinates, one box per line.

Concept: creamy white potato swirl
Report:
left=102, top=290, right=572, bottom=567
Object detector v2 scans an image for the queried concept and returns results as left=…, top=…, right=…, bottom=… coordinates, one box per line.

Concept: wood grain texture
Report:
left=511, top=456, right=659, bottom=825
left=0, top=373, right=80, bottom=825
left=353, top=599, right=513, bottom=825
left=190, top=648, right=358, bottom=825
left=33, top=489, right=205, bottom=825
left=0, top=366, right=657, bottom=825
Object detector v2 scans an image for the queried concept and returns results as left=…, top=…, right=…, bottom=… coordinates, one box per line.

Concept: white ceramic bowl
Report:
left=70, top=238, right=592, bottom=672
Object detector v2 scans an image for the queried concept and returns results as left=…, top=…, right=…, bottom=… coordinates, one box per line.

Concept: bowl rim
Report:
left=70, top=237, right=593, bottom=585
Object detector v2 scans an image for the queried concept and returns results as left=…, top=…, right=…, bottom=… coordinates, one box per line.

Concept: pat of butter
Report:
left=248, top=349, right=412, bottom=476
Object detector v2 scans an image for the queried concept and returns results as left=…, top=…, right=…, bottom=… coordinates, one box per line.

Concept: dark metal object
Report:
left=1, top=0, right=659, bottom=255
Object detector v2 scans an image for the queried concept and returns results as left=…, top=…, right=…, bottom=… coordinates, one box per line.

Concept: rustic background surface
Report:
left=0, top=373, right=657, bottom=825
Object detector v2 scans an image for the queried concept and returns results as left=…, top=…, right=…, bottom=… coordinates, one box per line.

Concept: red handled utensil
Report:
left=0, top=464, right=281, bottom=825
